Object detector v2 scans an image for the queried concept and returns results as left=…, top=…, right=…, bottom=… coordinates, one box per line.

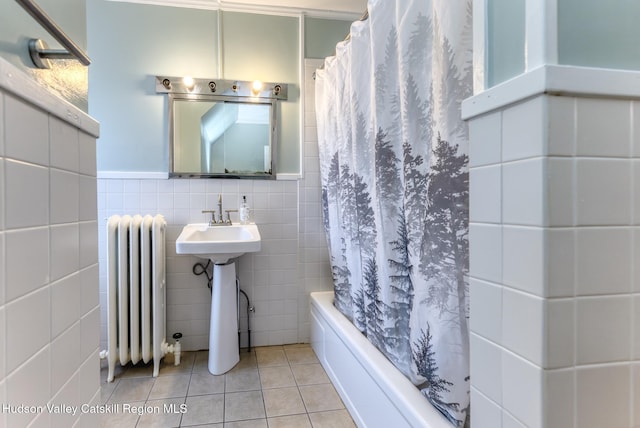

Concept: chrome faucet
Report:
left=202, top=194, right=231, bottom=226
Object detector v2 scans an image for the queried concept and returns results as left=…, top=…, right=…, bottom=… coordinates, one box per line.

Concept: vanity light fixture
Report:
left=155, top=76, right=288, bottom=100
left=183, top=76, right=195, bottom=91
left=251, top=80, right=263, bottom=95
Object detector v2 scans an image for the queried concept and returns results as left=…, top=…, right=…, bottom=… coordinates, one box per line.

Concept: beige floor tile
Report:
left=108, top=377, right=155, bottom=403
left=100, top=379, right=118, bottom=404
left=225, top=367, right=261, bottom=392
left=224, top=390, right=266, bottom=422
left=255, top=347, right=288, bottom=367
left=159, top=351, right=196, bottom=375
left=188, top=372, right=225, bottom=396
left=100, top=402, right=141, bottom=428
left=308, top=409, right=356, bottom=428
left=236, top=350, right=258, bottom=369
left=290, top=364, right=329, bottom=386
left=136, top=397, right=184, bottom=428
left=259, top=365, right=296, bottom=389
left=148, top=374, right=190, bottom=399
left=267, top=413, right=312, bottom=428
left=284, top=347, right=318, bottom=365
left=299, top=384, right=344, bottom=413
left=262, top=387, right=306, bottom=418
left=181, top=394, right=224, bottom=426
left=192, top=350, right=210, bottom=373
left=224, top=419, right=268, bottom=428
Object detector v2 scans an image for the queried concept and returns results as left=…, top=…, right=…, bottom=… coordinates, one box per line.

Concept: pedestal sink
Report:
left=176, top=223, right=261, bottom=374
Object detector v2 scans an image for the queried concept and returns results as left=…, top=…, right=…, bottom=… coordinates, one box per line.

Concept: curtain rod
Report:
left=344, top=9, right=369, bottom=42
left=15, top=0, right=91, bottom=68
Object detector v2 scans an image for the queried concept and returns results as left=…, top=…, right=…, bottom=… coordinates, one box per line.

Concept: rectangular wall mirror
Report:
left=157, top=76, right=288, bottom=179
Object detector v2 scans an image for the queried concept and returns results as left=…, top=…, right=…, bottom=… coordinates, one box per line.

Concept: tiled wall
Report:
left=469, top=94, right=640, bottom=427
left=0, top=69, right=101, bottom=426
left=97, top=59, right=333, bottom=353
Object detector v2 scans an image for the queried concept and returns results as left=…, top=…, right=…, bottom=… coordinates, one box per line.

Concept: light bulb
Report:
left=183, top=76, right=195, bottom=90
left=252, top=80, right=263, bottom=94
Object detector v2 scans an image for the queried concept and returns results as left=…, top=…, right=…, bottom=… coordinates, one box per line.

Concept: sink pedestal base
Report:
left=208, top=262, right=239, bottom=375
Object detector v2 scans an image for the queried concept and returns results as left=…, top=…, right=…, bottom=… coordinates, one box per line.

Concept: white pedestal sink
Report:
left=176, top=223, right=261, bottom=374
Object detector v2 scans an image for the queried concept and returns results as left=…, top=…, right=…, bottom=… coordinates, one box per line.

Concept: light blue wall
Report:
left=558, top=0, right=640, bottom=70
left=88, top=2, right=302, bottom=175
left=88, top=1, right=218, bottom=173
left=486, top=0, right=525, bottom=88
left=305, top=17, right=352, bottom=59
left=0, top=0, right=88, bottom=110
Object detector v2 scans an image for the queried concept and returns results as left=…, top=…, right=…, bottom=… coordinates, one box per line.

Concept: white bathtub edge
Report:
left=310, top=291, right=452, bottom=428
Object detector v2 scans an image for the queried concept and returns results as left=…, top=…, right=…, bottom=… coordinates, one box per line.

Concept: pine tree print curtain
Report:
left=314, top=0, right=472, bottom=425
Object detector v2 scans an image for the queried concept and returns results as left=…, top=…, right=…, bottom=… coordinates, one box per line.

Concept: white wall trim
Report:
left=276, top=173, right=302, bottom=180
left=462, top=64, right=640, bottom=120
left=106, top=0, right=362, bottom=20
left=0, top=58, right=99, bottom=137
left=97, top=171, right=170, bottom=179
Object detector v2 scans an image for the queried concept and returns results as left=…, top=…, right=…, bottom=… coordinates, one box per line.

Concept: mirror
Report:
left=157, top=76, right=288, bottom=179
left=170, top=94, right=277, bottom=178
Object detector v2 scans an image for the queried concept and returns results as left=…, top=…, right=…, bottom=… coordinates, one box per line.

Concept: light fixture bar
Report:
left=155, top=76, right=288, bottom=100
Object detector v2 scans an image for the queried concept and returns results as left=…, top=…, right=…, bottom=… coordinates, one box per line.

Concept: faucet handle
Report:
left=202, top=210, right=217, bottom=225
left=224, top=209, right=238, bottom=225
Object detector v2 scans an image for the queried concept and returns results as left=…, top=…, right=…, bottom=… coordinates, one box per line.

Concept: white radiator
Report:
left=102, top=214, right=174, bottom=382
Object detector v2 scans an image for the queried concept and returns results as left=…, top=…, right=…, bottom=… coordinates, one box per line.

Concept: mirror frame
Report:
left=156, top=76, right=288, bottom=179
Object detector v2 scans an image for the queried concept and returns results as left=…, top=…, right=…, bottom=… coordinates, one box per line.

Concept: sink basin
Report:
left=176, top=223, right=261, bottom=264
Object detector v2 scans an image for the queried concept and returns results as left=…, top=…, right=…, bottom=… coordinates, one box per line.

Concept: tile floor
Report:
left=100, top=344, right=356, bottom=427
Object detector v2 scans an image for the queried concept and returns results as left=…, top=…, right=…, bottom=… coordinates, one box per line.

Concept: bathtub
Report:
left=310, top=291, right=452, bottom=428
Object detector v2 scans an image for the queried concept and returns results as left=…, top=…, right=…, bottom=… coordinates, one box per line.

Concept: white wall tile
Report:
left=469, top=223, right=502, bottom=283
left=5, top=287, right=50, bottom=373
left=78, top=351, right=100, bottom=407
left=634, top=363, right=640, bottom=425
left=0, top=233, right=4, bottom=306
left=470, top=278, right=502, bottom=343
left=469, top=111, right=501, bottom=167
left=50, top=116, right=79, bottom=172
left=502, top=350, right=542, bottom=428
left=470, top=333, right=502, bottom=403
left=51, top=223, right=80, bottom=282
left=577, top=296, right=631, bottom=365
left=544, top=369, right=575, bottom=428
left=502, top=158, right=545, bottom=226
left=50, top=322, right=81, bottom=394
left=547, top=95, right=576, bottom=156
left=577, top=98, right=631, bottom=157
left=546, top=228, right=575, bottom=297
left=6, top=347, right=51, bottom=428
left=50, top=370, right=80, bottom=428
left=80, top=306, right=100, bottom=359
left=502, top=411, right=527, bottom=428
left=4, top=94, right=49, bottom=166
left=51, top=169, right=80, bottom=224
left=5, top=159, right=49, bottom=229
left=0, top=159, right=4, bottom=230
left=547, top=158, right=574, bottom=226
left=502, top=288, right=544, bottom=365
left=51, top=273, right=81, bottom=338
left=80, top=265, right=99, bottom=315
left=576, top=159, right=631, bottom=226
left=502, top=226, right=545, bottom=296
left=502, top=96, right=545, bottom=162
left=79, top=175, right=97, bottom=222
left=79, top=132, right=97, bottom=177
left=5, top=227, right=49, bottom=302
left=545, top=299, right=575, bottom=368
left=470, top=165, right=501, bottom=223
left=576, top=227, right=631, bottom=295
left=470, top=388, right=502, bottom=428
left=634, top=296, right=640, bottom=360
left=0, top=93, right=4, bottom=156
left=576, top=364, right=631, bottom=428
left=0, top=307, right=4, bottom=380
left=79, top=221, right=98, bottom=269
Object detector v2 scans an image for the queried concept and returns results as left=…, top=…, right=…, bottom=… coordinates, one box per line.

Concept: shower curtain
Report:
left=314, top=0, right=472, bottom=425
